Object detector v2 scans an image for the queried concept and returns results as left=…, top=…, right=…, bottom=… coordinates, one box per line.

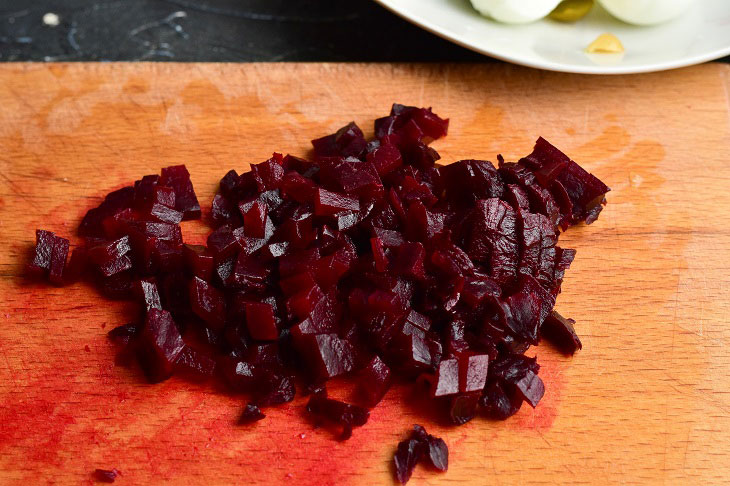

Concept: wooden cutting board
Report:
left=1, top=63, right=729, bottom=485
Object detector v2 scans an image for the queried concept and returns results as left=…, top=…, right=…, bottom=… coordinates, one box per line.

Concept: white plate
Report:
left=373, top=0, right=730, bottom=74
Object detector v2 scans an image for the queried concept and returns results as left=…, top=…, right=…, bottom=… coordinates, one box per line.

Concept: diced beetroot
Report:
left=281, top=171, right=318, bottom=203
left=174, top=346, right=216, bottom=379
left=250, top=154, right=285, bottom=191
left=93, top=468, right=119, bottom=483
left=314, top=188, right=360, bottom=216
left=295, top=333, right=354, bottom=381
left=245, top=302, right=278, bottom=341
left=311, top=122, right=367, bottom=159
left=356, top=355, right=392, bottom=407
left=514, top=369, right=545, bottom=408
left=394, top=438, right=424, bottom=484
left=366, top=143, right=402, bottom=176
left=134, top=278, right=162, bottom=311
left=218, top=357, right=258, bottom=392
left=432, top=358, right=459, bottom=397
left=393, top=242, right=426, bottom=280
left=279, top=272, right=317, bottom=296
left=183, top=244, right=214, bottom=281
left=137, top=309, right=185, bottom=383
left=189, top=277, right=226, bottom=331
left=47, top=234, right=69, bottom=285
left=219, top=169, right=239, bottom=196
left=206, top=224, right=241, bottom=262
left=239, top=199, right=268, bottom=239
left=160, top=165, right=201, bottom=220
left=79, top=186, right=135, bottom=237
left=447, top=392, right=480, bottom=425
left=239, top=403, right=266, bottom=424
left=459, top=353, right=489, bottom=393
left=30, top=106, right=610, bottom=470
left=306, top=394, right=369, bottom=440
left=287, top=284, right=324, bottom=321
left=467, top=199, right=519, bottom=284
left=541, top=310, right=582, bottom=355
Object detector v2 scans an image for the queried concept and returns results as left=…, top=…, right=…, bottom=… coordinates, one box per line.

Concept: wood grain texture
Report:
left=0, top=63, right=729, bottom=485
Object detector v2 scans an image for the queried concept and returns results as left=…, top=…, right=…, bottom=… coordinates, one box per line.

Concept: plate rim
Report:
left=373, top=0, right=730, bottom=74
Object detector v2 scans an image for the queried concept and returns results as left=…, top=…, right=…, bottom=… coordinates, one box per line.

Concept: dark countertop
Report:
left=0, top=0, right=728, bottom=64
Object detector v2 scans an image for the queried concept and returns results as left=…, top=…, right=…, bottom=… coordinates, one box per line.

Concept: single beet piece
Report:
left=189, top=277, right=226, bottom=331
left=239, top=403, right=266, bottom=424
left=481, top=380, right=522, bottom=420
left=356, top=355, right=392, bottom=407
left=93, top=468, right=120, bottom=483
left=311, top=121, right=367, bottom=159
left=256, top=373, right=296, bottom=406
left=294, top=333, right=354, bottom=381
left=314, top=188, right=360, bottom=216
left=541, top=310, right=582, bottom=355
left=431, top=358, right=459, bottom=398
left=134, top=278, right=162, bottom=312
left=174, top=346, right=216, bottom=379
left=306, top=395, right=369, bottom=440
left=514, top=369, right=545, bottom=408
left=459, top=353, right=489, bottom=394
left=245, top=301, right=278, bottom=341
left=447, top=392, right=480, bottom=425
left=160, top=164, right=201, bottom=220
left=27, top=230, right=55, bottom=278
left=393, top=438, right=424, bottom=484
left=136, top=309, right=185, bottom=383
left=183, top=244, right=214, bottom=281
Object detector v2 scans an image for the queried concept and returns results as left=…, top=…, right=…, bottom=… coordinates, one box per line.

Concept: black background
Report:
left=0, top=0, right=727, bottom=63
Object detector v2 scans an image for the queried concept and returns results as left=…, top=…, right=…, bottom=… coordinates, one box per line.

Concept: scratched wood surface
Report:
left=0, top=63, right=729, bottom=485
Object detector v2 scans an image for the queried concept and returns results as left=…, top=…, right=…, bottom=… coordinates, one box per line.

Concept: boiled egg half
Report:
left=598, top=0, right=693, bottom=25
left=471, top=0, right=562, bottom=24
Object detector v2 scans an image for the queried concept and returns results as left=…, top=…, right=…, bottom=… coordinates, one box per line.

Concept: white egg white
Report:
left=471, top=0, right=562, bottom=24
left=598, top=0, right=694, bottom=25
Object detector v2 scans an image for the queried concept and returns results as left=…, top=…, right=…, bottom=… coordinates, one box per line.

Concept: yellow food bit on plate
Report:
left=549, top=0, right=595, bottom=22
left=586, top=33, right=625, bottom=53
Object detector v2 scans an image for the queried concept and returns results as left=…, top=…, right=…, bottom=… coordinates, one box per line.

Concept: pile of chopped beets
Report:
left=28, top=104, right=609, bottom=483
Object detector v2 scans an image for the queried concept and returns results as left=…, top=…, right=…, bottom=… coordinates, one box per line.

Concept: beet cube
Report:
left=137, top=309, right=185, bottom=383
left=189, top=277, right=226, bottom=331
left=459, top=353, right=489, bottom=393
left=356, top=355, right=392, bottom=407
left=239, top=403, right=266, bottom=424
left=183, top=244, right=214, bottom=281
left=393, top=242, right=426, bottom=280
left=174, top=346, right=216, bottom=379
left=481, top=381, right=522, bottom=420
left=245, top=302, right=278, bottom=341
left=311, top=122, right=366, bottom=159
left=160, top=165, right=201, bottom=220
left=367, top=143, right=402, bottom=176
left=394, top=438, right=424, bottom=484
left=206, top=225, right=241, bottom=262
left=134, top=278, right=162, bottom=312
left=314, top=188, right=360, bottom=216
left=514, top=369, right=545, bottom=408
left=48, top=235, right=69, bottom=285
left=447, top=392, right=480, bottom=425
left=432, top=358, right=459, bottom=397
left=281, top=171, right=318, bottom=203
left=239, top=200, right=268, bottom=239
left=295, top=333, right=354, bottom=380
left=286, top=285, right=324, bottom=320
left=541, top=310, right=582, bottom=355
